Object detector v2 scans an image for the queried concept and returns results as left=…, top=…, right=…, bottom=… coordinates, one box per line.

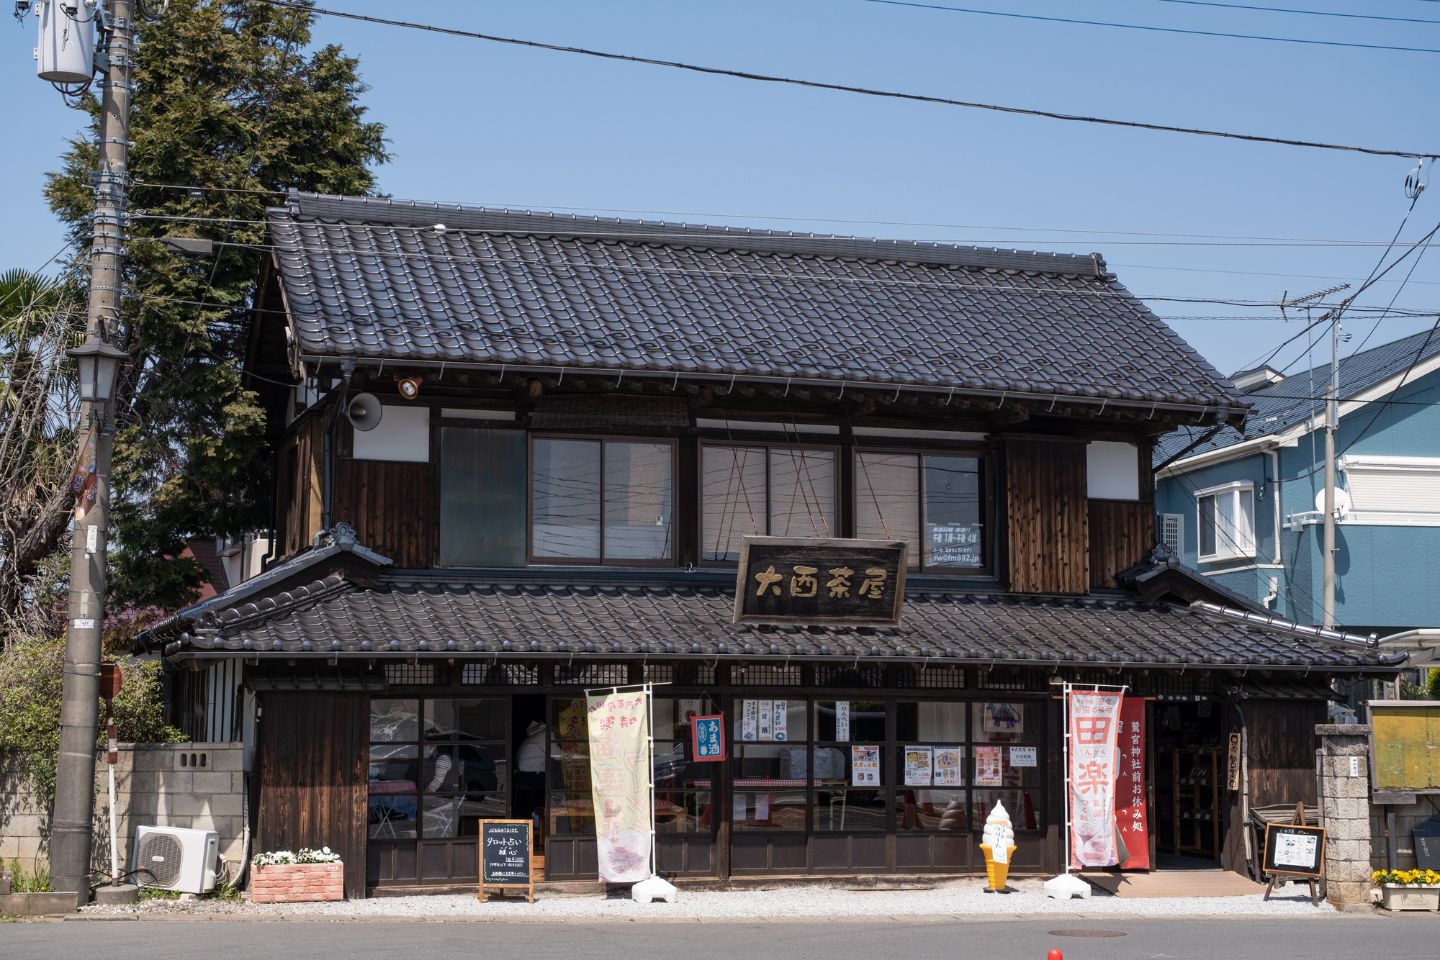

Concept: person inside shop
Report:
left=514, top=720, right=550, bottom=841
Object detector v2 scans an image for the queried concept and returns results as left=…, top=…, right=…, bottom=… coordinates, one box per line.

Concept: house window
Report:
left=854, top=451, right=986, bottom=571
left=700, top=445, right=837, bottom=561
left=1196, top=481, right=1255, bottom=562
left=530, top=438, right=674, bottom=563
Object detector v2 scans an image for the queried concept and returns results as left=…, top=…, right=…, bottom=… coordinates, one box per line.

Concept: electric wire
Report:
left=859, top=0, right=1440, bottom=54
left=1143, top=0, right=1440, bottom=26
left=254, top=0, right=1440, bottom=160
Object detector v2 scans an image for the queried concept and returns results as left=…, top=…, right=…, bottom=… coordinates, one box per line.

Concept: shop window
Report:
left=531, top=438, right=674, bottom=563
left=814, top=664, right=885, bottom=689
left=810, top=699, right=887, bottom=833
left=855, top=451, right=987, bottom=572
left=548, top=698, right=595, bottom=837
left=732, top=698, right=813, bottom=831
left=1196, top=481, right=1255, bottom=563
left=970, top=701, right=1045, bottom=832
left=384, top=663, right=436, bottom=686
left=461, top=662, right=539, bottom=685
left=700, top=445, right=837, bottom=561
left=367, top=698, right=509, bottom=843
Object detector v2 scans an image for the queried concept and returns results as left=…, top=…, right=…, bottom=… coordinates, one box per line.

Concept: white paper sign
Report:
left=757, top=700, right=774, bottom=741
left=755, top=793, right=771, bottom=821
left=934, top=746, right=963, bottom=787
left=741, top=700, right=759, bottom=742
left=1273, top=833, right=1319, bottom=870
left=904, top=746, right=933, bottom=787
left=773, top=700, right=788, bottom=742
left=851, top=745, right=880, bottom=786
left=1009, top=746, right=1038, bottom=768
left=734, top=791, right=748, bottom=821
left=836, top=701, right=851, bottom=742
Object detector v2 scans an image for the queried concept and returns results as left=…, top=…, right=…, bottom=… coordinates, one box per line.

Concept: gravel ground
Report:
left=79, top=879, right=1337, bottom=922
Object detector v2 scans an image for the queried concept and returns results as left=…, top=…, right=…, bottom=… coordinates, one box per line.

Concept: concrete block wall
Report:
left=0, top=743, right=246, bottom=882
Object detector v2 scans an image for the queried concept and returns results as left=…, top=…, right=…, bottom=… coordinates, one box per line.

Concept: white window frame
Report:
left=1195, top=480, right=1256, bottom=563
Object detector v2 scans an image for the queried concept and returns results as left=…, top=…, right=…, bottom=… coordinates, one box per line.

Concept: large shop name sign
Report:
left=733, top=537, right=907, bottom=626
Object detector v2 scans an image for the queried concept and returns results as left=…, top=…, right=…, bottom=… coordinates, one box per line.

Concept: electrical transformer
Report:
left=35, top=0, right=97, bottom=85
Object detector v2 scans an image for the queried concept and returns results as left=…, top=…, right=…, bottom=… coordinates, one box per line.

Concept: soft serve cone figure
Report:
left=979, top=800, right=1016, bottom=892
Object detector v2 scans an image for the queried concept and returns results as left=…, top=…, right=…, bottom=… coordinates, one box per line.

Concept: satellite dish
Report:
left=347, top=392, right=382, bottom=432
left=1314, top=487, right=1351, bottom=517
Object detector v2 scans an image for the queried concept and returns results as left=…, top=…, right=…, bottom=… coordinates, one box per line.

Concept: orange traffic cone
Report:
left=1047, top=951, right=1063, bottom=960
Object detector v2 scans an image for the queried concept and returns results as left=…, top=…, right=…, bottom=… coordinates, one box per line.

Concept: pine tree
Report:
left=45, top=0, right=387, bottom=609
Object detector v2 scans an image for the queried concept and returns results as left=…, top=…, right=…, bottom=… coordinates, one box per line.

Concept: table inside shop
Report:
left=367, top=780, right=418, bottom=837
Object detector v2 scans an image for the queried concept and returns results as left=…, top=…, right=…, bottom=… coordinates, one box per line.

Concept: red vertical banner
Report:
left=1115, top=696, right=1150, bottom=870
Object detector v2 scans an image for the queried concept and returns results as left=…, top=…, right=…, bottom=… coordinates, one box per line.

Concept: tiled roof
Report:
left=267, top=193, right=1247, bottom=415
left=1156, top=328, right=1440, bottom=464
left=174, top=574, right=1400, bottom=672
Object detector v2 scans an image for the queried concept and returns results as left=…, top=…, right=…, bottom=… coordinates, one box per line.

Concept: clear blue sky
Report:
left=3, top=0, right=1439, bottom=377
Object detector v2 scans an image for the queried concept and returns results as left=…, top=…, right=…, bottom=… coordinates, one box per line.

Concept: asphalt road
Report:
left=2, top=915, right=1437, bottom=960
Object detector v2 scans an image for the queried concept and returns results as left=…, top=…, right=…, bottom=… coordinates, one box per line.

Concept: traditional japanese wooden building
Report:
left=144, top=194, right=1404, bottom=897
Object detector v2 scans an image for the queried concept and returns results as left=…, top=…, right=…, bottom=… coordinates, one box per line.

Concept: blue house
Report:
left=1154, top=329, right=1440, bottom=635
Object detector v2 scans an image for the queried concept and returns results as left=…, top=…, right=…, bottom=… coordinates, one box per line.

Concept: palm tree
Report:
left=0, top=268, right=84, bottom=642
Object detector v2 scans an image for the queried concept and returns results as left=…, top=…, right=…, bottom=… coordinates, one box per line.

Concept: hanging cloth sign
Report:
left=586, top=690, right=653, bottom=883
left=1068, top=690, right=1124, bottom=868
left=1115, top=696, right=1150, bottom=870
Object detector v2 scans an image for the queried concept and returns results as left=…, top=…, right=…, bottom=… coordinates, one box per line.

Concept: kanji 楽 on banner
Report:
left=586, top=690, right=653, bottom=883
left=1068, top=690, right=1123, bottom=868
left=1115, top=696, right=1150, bottom=870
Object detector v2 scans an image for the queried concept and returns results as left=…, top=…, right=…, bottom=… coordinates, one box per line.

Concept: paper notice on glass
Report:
left=836, top=701, right=851, bottom=742
left=851, top=745, right=880, bottom=786
left=741, top=700, right=759, bottom=742
left=1009, top=746, right=1038, bottom=768
left=934, top=746, right=963, bottom=786
left=734, top=791, right=747, bottom=822
left=773, top=700, right=788, bottom=742
left=1274, top=833, right=1319, bottom=870
left=975, top=745, right=1004, bottom=787
left=904, top=746, right=934, bottom=787
left=757, top=700, right=774, bottom=742
left=679, top=698, right=702, bottom=725
left=755, top=793, right=771, bottom=822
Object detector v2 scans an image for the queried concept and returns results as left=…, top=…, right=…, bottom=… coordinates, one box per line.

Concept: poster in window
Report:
left=981, top=703, right=1023, bottom=737
left=757, top=700, right=774, bottom=741
left=934, top=746, right=964, bottom=786
left=851, top=745, right=881, bottom=787
left=1009, top=746, right=1038, bottom=768
left=904, top=746, right=933, bottom=787
left=836, top=701, right=851, bottom=742
left=741, top=700, right=759, bottom=742
left=975, top=745, right=1004, bottom=787
left=928, top=522, right=982, bottom=567
left=772, top=700, right=788, bottom=742
left=678, top=698, right=702, bottom=725
left=691, top=715, right=725, bottom=763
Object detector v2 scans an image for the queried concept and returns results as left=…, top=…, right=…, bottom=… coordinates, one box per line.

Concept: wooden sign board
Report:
left=1366, top=700, right=1440, bottom=795
left=1226, top=732, right=1242, bottom=792
left=476, top=819, right=534, bottom=903
left=733, top=537, right=907, bottom=626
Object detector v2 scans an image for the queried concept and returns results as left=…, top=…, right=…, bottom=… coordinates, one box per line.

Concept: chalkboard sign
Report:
left=1262, top=823, right=1326, bottom=878
left=476, top=819, right=534, bottom=903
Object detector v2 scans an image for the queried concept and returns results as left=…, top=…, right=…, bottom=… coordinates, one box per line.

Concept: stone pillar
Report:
left=1315, top=723, right=1372, bottom=909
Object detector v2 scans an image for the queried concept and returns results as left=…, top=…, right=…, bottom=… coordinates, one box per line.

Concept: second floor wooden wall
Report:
left=276, top=405, right=1157, bottom=591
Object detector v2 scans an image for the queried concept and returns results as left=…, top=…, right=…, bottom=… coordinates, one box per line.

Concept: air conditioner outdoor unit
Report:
left=132, top=825, right=219, bottom=894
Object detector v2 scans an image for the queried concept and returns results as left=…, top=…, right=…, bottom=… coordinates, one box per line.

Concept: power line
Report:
left=1143, top=0, right=1440, bottom=27
left=257, top=0, right=1440, bottom=160
left=860, top=0, right=1440, bottom=54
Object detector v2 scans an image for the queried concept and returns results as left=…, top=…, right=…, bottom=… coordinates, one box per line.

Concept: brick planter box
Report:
left=250, top=862, right=344, bottom=903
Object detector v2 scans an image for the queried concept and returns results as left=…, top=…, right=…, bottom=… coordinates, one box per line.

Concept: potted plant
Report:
left=250, top=847, right=345, bottom=903
left=1372, top=868, right=1440, bottom=912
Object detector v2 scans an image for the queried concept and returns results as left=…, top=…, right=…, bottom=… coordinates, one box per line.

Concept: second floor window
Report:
left=855, top=451, right=986, bottom=571
left=1196, top=481, right=1255, bottom=563
left=701, top=444, right=837, bottom=561
left=531, top=438, right=674, bottom=562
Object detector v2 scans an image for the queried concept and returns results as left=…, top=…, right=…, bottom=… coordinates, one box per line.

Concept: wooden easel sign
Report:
left=477, top=819, right=535, bottom=903
left=1261, top=804, right=1325, bottom=907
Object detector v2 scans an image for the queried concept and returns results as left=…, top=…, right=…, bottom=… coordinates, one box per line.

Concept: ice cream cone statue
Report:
left=980, top=800, right=1017, bottom=892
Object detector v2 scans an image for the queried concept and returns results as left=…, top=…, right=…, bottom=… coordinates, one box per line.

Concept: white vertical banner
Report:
left=1067, top=690, right=1124, bottom=868
left=836, top=701, right=851, bottom=742
left=741, top=699, right=759, bottom=742
left=772, top=700, right=788, bottom=742
left=586, top=689, right=653, bottom=883
left=757, top=700, right=774, bottom=741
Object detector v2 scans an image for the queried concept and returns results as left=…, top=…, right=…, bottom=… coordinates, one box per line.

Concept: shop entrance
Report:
left=1152, top=699, right=1228, bottom=867
left=512, top=695, right=548, bottom=853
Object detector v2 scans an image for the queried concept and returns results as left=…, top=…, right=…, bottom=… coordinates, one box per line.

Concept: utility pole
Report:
left=1321, top=310, right=1340, bottom=629
left=50, top=0, right=134, bottom=901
